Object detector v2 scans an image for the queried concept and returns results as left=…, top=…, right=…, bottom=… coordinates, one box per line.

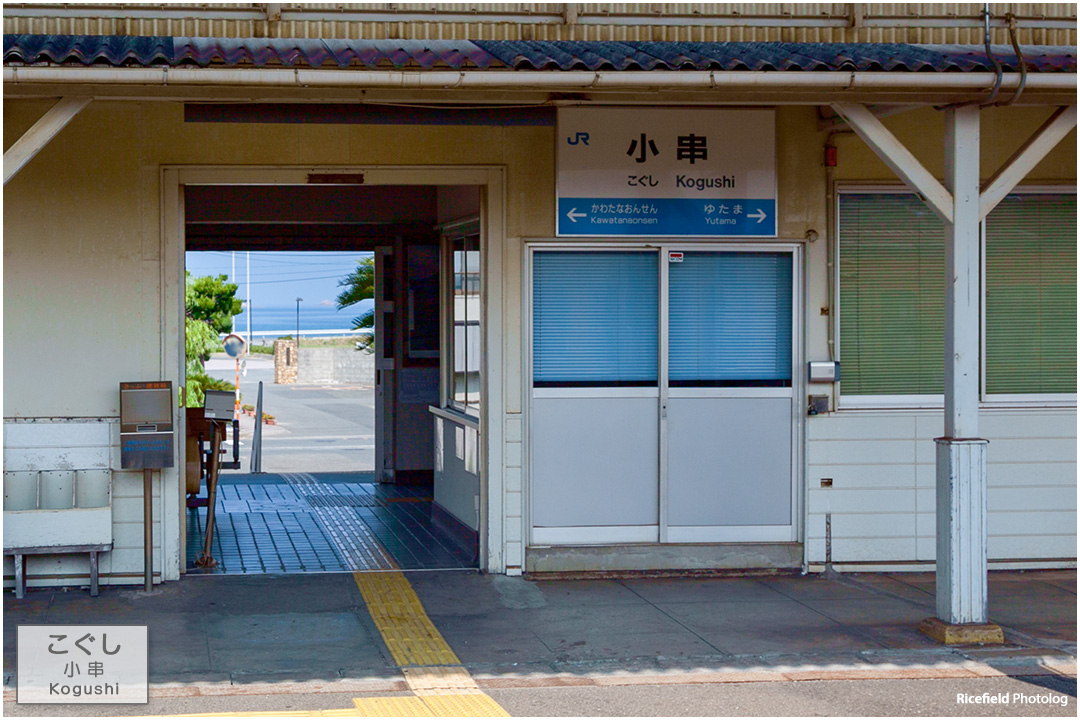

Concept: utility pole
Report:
left=296, top=297, right=303, bottom=350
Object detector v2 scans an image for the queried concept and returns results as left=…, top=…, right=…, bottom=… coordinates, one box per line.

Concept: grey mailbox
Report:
left=120, top=381, right=175, bottom=469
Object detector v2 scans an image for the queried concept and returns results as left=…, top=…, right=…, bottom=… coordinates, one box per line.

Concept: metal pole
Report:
left=250, top=381, right=264, bottom=473
left=246, top=251, right=251, bottom=344
left=142, top=468, right=153, bottom=591
left=296, top=297, right=302, bottom=347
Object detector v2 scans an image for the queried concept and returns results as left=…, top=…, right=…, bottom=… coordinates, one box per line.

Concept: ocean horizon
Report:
left=225, top=301, right=374, bottom=337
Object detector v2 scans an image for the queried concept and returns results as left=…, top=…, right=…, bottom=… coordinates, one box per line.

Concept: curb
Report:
left=5, top=653, right=1073, bottom=703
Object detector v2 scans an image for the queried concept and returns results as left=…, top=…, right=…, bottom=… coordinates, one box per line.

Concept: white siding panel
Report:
left=111, top=521, right=164, bottom=548
left=4, top=421, right=114, bottom=448
left=982, top=411, right=1077, bottom=438
left=822, top=513, right=917, bottom=539
left=988, top=463, right=1077, bottom=487
left=833, top=537, right=917, bottom=562
left=915, top=463, right=937, bottom=487
left=4, top=446, right=112, bottom=472
left=915, top=488, right=935, bottom=514
left=988, top=535, right=1076, bottom=560
left=916, top=536, right=936, bottom=561
left=808, top=439, right=915, bottom=465
left=988, top=510, right=1076, bottom=536
left=807, top=414, right=915, bottom=441
left=808, top=488, right=916, bottom=514
left=988, top=438, right=1077, bottom=461
left=810, top=408, right=1075, bottom=566
left=806, top=537, right=826, bottom=562
left=989, top=487, right=1077, bottom=512
left=806, top=464, right=915, bottom=489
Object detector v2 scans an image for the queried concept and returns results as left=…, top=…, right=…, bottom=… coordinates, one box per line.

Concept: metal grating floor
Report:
left=185, top=472, right=476, bottom=574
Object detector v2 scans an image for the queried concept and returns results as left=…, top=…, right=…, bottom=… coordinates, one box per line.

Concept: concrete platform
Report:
left=4, top=569, right=1075, bottom=698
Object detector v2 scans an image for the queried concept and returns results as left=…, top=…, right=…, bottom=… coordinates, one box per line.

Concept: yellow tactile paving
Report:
left=418, top=693, right=512, bottom=717
left=163, top=549, right=509, bottom=716
left=353, top=570, right=461, bottom=667
left=403, top=666, right=479, bottom=695
left=350, top=695, right=436, bottom=717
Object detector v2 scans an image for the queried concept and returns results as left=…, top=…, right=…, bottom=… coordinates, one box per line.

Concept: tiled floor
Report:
left=185, top=472, right=476, bottom=574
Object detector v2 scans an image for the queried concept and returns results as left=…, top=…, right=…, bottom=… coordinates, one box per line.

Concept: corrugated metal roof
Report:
left=3, top=35, right=1076, bottom=73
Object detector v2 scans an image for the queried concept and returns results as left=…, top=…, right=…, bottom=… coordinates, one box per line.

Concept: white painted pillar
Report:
left=936, top=104, right=989, bottom=625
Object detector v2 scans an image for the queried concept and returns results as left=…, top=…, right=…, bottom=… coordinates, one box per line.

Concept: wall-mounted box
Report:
left=808, top=361, right=841, bottom=383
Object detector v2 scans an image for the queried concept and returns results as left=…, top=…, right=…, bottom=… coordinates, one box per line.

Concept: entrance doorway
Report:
left=180, top=182, right=486, bottom=574
left=529, top=245, right=801, bottom=546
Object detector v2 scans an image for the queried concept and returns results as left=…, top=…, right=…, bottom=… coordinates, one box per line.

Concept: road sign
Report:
left=557, top=108, right=776, bottom=237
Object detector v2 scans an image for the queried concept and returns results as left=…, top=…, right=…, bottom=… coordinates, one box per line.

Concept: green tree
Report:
left=186, top=272, right=243, bottom=334
left=336, top=256, right=375, bottom=351
left=185, top=272, right=240, bottom=407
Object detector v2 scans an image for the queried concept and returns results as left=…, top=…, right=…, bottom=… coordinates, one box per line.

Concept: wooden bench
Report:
left=5, top=544, right=111, bottom=599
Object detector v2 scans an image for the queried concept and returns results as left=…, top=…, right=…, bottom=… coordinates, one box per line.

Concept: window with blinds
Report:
left=838, top=193, right=945, bottom=396
left=839, top=190, right=1076, bottom=399
left=986, top=194, right=1077, bottom=394
left=669, top=252, right=792, bottom=386
left=533, top=251, right=658, bottom=387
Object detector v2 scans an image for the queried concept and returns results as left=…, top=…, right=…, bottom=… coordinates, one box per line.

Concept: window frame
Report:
left=441, top=219, right=482, bottom=419
left=835, top=183, right=1077, bottom=411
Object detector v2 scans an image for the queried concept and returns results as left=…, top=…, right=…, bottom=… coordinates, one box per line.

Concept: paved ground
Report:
left=205, top=354, right=374, bottom=474
left=5, top=356, right=1074, bottom=715
left=3, top=569, right=1075, bottom=716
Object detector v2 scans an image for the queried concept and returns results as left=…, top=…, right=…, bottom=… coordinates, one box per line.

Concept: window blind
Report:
left=986, top=194, right=1077, bottom=394
left=533, top=251, right=658, bottom=386
left=839, top=193, right=945, bottom=395
left=669, top=252, right=792, bottom=386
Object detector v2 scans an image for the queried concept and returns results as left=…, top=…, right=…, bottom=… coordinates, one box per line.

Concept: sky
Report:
left=185, top=250, right=374, bottom=332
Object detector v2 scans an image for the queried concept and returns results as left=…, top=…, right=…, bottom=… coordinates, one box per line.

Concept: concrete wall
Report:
left=3, top=98, right=1075, bottom=583
left=296, top=347, right=375, bottom=385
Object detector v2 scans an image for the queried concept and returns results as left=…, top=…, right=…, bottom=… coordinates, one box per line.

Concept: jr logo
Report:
left=566, top=132, right=590, bottom=146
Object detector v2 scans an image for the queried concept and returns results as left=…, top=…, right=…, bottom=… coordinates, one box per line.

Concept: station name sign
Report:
left=557, top=108, right=776, bottom=237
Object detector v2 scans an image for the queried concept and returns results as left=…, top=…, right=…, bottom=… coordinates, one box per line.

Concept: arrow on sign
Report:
left=566, top=208, right=587, bottom=223
left=749, top=208, right=768, bottom=224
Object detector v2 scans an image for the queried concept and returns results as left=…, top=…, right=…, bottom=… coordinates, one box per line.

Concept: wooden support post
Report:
left=143, top=469, right=153, bottom=592
left=830, top=102, right=954, bottom=223
left=980, top=106, right=1077, bottom=220
left=936, top=103, right=992, bottom=628
left=3, top=97, right=91, bottom=185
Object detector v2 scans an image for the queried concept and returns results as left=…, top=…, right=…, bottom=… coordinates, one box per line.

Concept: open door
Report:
left=374, top=245, right=395, bottom=483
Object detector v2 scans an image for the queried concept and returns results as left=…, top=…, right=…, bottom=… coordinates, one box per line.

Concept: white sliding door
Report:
left=530, top=250, right=660, bottom=544
left=665, top=251, right=795, bottom=542
left=529, top=246, right=797, bottom=546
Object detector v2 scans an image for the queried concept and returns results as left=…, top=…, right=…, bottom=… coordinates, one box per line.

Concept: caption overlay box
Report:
left=17, top=625, right=148, bottom=704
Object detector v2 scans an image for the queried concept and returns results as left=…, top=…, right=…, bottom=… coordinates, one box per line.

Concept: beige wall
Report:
left=3, top=99, right=1075, bottom=581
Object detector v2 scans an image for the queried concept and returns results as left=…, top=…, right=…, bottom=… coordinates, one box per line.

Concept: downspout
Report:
left=999, top=13, right=1029, bottom=106
left=980, top=3, right=1004, bottom=106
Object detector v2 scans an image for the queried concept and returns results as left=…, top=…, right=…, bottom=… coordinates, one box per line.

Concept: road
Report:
left=204, top=354, right=375, bottom=474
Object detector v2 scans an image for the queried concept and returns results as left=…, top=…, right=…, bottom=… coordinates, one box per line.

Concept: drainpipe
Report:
left=980, top=3, right=1005, bottom=106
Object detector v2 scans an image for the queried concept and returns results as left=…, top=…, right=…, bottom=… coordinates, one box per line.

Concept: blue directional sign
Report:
left=558, top=198, right=776, bottom=237
left=557, top=108, right=777, bottom=238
